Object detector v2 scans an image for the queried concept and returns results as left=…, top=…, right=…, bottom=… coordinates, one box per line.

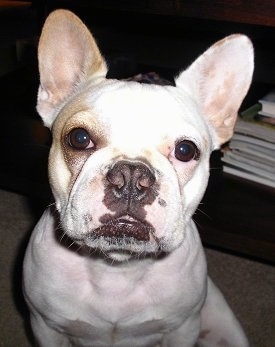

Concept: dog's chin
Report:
left=65, top=218, right=164, bottom=261
left=83, top=235, right=160, bottom=260
left=62, top=217, right=184, bottom=261
left=104, top=251, right=135, bottom=262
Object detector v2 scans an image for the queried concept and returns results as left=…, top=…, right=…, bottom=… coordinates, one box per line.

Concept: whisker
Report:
left=195, top=207, right=211, bottom=219
left=47, top=201, right=57, bottom=208
left=59, top=231, right=67, bottom=243
left=75, top=244, right=84, bottom=253
left=67, top=240, right=76, bottom=249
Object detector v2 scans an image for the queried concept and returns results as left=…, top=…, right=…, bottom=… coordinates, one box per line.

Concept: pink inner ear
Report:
left=196, top=38, right=253, bottom=146
left=36, top=10, right=107, bottom=127
left=39, top=28, right=90, bottom=99
left=202, top=57, right=236, bottom=116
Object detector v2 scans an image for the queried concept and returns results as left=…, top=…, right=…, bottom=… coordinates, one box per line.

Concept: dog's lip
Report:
left=92, top=216, right=153, bottom=241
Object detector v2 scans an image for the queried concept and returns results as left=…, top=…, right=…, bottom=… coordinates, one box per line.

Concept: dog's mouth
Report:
left=64, top=215, right=159, bottom=260
left=92, top=216, right=153, bottom=242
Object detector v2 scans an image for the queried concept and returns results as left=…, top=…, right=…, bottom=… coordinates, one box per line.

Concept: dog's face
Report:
left=49, top=80, right=211, bottom=259
left=37, top=10, right=253, bottom=261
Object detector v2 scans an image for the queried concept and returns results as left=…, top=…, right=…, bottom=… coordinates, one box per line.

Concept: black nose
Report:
left=107, top=160, right=156, bottom=201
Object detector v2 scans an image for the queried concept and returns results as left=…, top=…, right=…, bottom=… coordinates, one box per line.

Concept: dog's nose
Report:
left=107, top=160, right=156, bottom=200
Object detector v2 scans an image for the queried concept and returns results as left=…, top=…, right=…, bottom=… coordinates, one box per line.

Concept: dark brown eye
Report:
left=174, top=140, right=199, bottom=162
left=67, top=128, right=94, bottom=150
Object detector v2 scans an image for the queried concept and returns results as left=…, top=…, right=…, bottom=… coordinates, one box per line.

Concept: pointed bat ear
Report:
left=176, top=34, right=254, bottom=149
left=37, top=9, right=107, bottom=128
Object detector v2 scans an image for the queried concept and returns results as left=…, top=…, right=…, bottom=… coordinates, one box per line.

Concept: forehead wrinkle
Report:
left=96, top=89, right=177, bottom=150
left=85, top=80, right=208, bottom=149
left=91, top=84, right=178, bottom=124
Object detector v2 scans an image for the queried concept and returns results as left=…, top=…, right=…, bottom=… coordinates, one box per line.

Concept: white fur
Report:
left=23, top=9, right=253, bottom=347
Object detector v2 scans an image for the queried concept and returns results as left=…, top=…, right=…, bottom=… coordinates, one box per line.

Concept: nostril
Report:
left=107, top=170, right=125, bottom=189
left=107, top=162, right=133, bottom=192
left=137, top=174, right=155, bottom=190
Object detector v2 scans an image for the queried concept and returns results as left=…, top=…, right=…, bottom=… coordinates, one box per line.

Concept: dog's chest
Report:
left=38, top=249, right=203, bottom=347
left=55, top=263, right=194, bottom=345
left=62, top=313, right=172, bottom=347
left=24, top=211, right=206, bottom=346
left=57, top=274, right=195, bottom=347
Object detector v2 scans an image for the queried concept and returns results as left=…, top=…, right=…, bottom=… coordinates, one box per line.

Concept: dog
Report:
left=23, top=9, right=253, bottom=347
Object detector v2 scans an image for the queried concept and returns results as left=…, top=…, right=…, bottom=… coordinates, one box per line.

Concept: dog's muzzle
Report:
left=98, top=160, right=158, bottom=241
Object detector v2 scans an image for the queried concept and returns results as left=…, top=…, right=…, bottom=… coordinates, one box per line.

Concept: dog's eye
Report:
left=174, top=140, right=199, bottom=162
left=67, top=128, right=94, bottom=150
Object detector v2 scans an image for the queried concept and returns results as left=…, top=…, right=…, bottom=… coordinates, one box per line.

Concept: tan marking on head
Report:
left=37, top=9, right=107, bottom=127
left=175, top=34, right=254, bottom=148
left=49, top=95, right=108, bottom=193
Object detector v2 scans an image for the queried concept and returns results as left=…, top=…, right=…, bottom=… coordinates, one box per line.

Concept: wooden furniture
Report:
left=198, top=152, right=275, bottom=263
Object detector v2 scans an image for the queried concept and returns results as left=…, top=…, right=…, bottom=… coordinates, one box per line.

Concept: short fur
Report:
left=23, top=9, right=253, bottom=347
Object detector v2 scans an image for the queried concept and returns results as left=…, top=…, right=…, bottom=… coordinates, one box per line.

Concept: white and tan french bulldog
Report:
left=23, top=9, right=253, bottom=347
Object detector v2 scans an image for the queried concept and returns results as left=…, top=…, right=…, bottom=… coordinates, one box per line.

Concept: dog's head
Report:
left=37, top=10, right=253, bottom=261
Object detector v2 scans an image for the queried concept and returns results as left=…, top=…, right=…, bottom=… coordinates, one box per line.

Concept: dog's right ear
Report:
left=37, top=9, right=107, bottom=128
left=175, top=35, right=253, bottom=149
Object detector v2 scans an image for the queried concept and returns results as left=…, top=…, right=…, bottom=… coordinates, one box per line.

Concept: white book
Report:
left=234, top=118, right=275, bottom=143
left=259, top=89, right=275, bottom=118
left=223, top=150, right=275, bottom=173
left=223, top=165, right=275, bottom=189
left=231, top=133, right=275, bottom=149
left=229, top=143, right=275, bottom=163
left=258, top=110, right=275, bottom=119
left=222, top=155, right=275, bottom=180
left=229, top=137, right=275, bottom=164
left=230, top=149, right=274, bottom=166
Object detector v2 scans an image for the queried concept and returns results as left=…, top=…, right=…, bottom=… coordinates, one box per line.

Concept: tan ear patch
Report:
left=37, top=9, right=107, bottom=128
left=176, top=34, right=254, bottom=148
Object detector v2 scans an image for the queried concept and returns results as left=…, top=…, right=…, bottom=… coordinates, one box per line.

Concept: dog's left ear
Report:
left=37, top=9, right=107, bottom=128
left=176, top=34, right=254, bottom=149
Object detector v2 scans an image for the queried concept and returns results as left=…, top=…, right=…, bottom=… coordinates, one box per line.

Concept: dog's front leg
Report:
left=160, top=315, right=201, bottom=347
left=30, top=312, right=71, bottom=347
left=197, top=277, right=249, bottom=347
